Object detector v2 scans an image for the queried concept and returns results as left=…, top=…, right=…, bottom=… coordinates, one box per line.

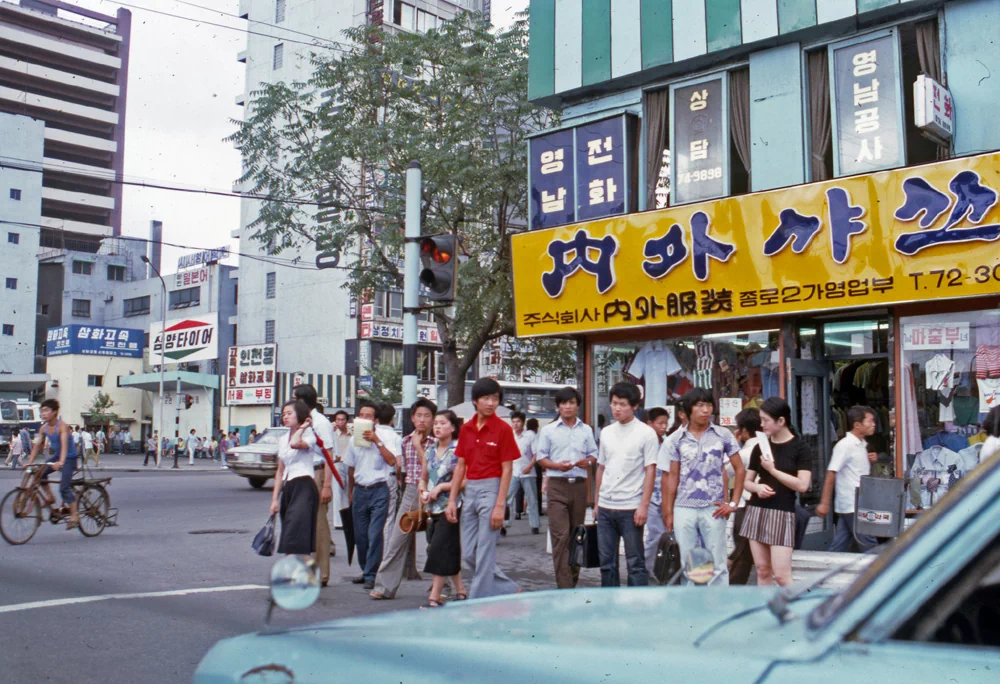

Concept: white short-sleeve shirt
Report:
left=597, top=418, right=659, bottom=509
left=828, top=432, right=871, bottom=514
left=279, top=429, right=318, bottom=482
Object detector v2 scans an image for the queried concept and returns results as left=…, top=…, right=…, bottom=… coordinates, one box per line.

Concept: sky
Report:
left=65, top=0, right=528, bottom=274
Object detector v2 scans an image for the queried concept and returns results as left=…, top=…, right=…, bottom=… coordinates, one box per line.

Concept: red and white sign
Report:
left=361, top=303, right=374, bottom=321
left=226, top=387, right=274, bottom=405
left=360, top=323, right=440, bottom=344
left=226, top=344, right=277, bottom=405
left=914, top=74, right=953, bottom=142
left=174, top=267, right=209, bottom=289
left=902, top=322, right=969, bottom=350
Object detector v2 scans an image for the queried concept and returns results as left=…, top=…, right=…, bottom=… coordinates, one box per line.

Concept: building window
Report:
left=169, top=286, right=200, bottom=310
left=9, top=188, right=20, bottom=200
left=72, top=299, right=91, bottom=318
left=265, top=319, right=275, bottom=343
left=37, top=304, right=48, bottom=315
left=266, top=272, right=276, bottom=299
left=435, top=352, right=448, bottom=384
left=7, top=232, right=18, bottom=244
left=273, top=43, right=284, bottom=69
left=418, top=349, right=435, bottom=382
left=87, top=375, right=103, bottom=387
left=72, top=260, right=93, bottom=275
left=374, top=291, right=403, bottom=319
left=275, top=0, right=285, bottom=23
left=4, top=277, right=15, bottom=290
left=1, top=324, right=12, bottom=336
left=124, top=295, right=150, bottom=317
left=107, top=265, right=126, bottom=282
left=379, top=345, right=402, bottom=367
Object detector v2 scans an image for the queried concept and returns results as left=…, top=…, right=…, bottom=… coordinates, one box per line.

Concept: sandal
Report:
left=66, top=520, right=80, bottom=530
left=369, top=591, right=389, bottom=600
left=420, top=598, right=443, bottom=609
left=455, top=593, right=468, bottom=601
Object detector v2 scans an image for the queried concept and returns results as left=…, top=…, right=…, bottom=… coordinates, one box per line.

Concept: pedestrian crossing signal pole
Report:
left=401, top=161, right=421, bottom=435
left=174, top=378, right=182, bottom=469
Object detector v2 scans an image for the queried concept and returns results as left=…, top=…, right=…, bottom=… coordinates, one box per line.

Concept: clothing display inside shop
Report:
left=830, top=359, right=891, bottom=476
left=901, top=311, right=1000, bottom=509
left=597, top=331, right=780, bottom=420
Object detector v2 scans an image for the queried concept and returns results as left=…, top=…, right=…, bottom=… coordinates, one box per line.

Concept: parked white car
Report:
left=225, top=427, right=287, bottom=489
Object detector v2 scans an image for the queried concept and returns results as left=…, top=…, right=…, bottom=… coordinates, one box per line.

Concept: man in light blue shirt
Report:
left=536, top=387, right=598, bottom=589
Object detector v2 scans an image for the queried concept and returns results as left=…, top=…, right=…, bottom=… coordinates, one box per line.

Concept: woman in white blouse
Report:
left=269, top=400, right=320, bottom=555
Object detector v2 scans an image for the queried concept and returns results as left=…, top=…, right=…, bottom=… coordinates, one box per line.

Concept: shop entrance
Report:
left=794, top=317, right=893, bottom=550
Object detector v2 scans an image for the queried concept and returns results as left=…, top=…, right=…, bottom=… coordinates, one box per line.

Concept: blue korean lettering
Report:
left=763, top=209, right=822, bottom=257
left=827, top=188, right=867, bottom=264
left=541, top=230, right=618, bottom=297
left=894, top=171, right=1000, bottom=255
left=642, top=224, right=688, bottom=279
left=690, top=212, right=735, bottom=282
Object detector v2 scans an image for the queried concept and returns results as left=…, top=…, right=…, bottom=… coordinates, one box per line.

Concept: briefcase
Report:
left=568, top=523, right=600, bottom=569
left=653, top=531, right=681, bottom=585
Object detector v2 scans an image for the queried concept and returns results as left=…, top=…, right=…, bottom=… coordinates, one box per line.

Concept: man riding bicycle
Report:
left=24, top=399, right=80, bottom=529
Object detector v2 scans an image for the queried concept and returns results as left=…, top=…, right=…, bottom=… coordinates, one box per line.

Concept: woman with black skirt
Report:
left=269, top=400, right=320, bottom=556
left=419, top=409, right=467, bottom=607
left=741, top=397, right=813, bottom=587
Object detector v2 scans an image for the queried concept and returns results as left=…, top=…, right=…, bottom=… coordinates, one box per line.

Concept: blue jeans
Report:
left=461, top=478, right=519, bottom=599
left=830, top=513, right=877, bottom=552
left=44, top=456, right=77, bottom=504
left=505, top=477, right=540, bottom=529
left=644, top=501, right=666, bottom=578
left=597, top=507, right=648, bottom=587
left=353, top=483, right=389, bottom=582
left=673, top=506, right=729, bottom=585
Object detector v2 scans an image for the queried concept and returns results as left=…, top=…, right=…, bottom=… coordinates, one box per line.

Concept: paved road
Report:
left=0, top=469, right=592, bottom=684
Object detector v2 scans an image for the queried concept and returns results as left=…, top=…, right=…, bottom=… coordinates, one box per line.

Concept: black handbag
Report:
left=252, top=514, right=276, bottom=557
left=653, top=531, right=682, bottom=585
left=568, top=523, right=600, bottom=569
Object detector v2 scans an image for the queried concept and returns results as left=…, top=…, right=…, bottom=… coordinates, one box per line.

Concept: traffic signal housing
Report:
left=419, top=235, right=457, bottom=302
left=184, top=394, right=194, bottom=410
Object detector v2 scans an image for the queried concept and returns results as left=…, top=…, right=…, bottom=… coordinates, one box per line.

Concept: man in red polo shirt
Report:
left=446, top=378, right=521, bottom=599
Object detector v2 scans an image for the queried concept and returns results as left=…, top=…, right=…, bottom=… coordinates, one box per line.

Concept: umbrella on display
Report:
left=339, top=505, right=355, bottom=566
left=448, top=402, right=512, bottom=421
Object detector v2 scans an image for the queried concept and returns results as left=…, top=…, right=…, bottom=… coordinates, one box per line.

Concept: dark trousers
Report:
left=353, top=483, right=389, bottom=582
left=547, top=478, right=588, bottom=588
left=143, top=449, right=156, bottom=466
left=597, top=507, right=647, bottom=587
left=728, top=506, right=754, bottom=585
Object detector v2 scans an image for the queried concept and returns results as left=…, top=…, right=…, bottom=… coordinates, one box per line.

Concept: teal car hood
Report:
left=195, top=587, right=833, bottom=684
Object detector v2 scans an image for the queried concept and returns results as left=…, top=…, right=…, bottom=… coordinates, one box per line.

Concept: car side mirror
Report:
left=266, top=556, right=320, bottom=625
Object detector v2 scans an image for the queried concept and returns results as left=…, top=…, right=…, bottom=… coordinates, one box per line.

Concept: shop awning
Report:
left=275, top=372, right=356, bottom=411
left=117, top=370, right=220, bottom=393
left=0, top=373, right=49, bottom=393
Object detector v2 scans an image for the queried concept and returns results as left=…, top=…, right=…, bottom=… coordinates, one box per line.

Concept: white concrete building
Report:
left=233, top=0, right=486, bottom=404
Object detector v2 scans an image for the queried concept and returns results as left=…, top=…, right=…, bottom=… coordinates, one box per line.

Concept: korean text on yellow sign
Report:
left=511, top=152, right=1000, bottom=338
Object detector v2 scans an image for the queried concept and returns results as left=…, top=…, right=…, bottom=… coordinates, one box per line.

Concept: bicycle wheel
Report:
left=77, top=484, right=109, bottom=537
left=0, top=489, right=42, bottom=545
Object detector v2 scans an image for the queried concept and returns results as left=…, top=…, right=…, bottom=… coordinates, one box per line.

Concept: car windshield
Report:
left=0, top=401, right=16, bottom=421
left=809, top=452, right=1000, bottom=628
left=253, top=428, right=287, bottom=446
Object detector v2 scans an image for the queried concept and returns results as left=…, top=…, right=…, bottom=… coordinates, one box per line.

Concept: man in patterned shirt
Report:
left=660, top=388, right=745, bottom=585
left=370, top=398, right=437, bottom=600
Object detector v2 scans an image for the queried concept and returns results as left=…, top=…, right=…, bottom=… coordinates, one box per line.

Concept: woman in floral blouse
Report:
left=419, top=409, right=466, bottom=607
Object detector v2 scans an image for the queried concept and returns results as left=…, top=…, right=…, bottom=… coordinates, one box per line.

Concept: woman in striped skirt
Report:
left=741, top=397, right=812, bottom=587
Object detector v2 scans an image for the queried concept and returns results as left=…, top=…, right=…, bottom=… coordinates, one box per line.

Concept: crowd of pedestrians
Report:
left=259, top=375, right=912, bottom=602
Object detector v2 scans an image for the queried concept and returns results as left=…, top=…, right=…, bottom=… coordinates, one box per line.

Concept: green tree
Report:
left=228, top=12, right=574, bottom=405
left=368, top=360, right=402, bottom=405
left=84, top=391, right=117, bottom=427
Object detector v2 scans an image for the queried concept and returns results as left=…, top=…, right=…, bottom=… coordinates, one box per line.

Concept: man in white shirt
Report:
left=817, top=405, right=879, bottom=552
left=332, top=410, right=351, bottom=529
left=293, top=384, right=338, bottom=586
left=504, top=411, right=539, bottom=534
left=185, top=429, right=200, bottom=466
left=95, top=428, right=106, bottom=455
left=375, top=403, right=404, bottom=549
left=342, top=400, right=398, bottom=590
left=595, top=382, right=659, bottom=587
left=81, top=428, right=96, bottom=467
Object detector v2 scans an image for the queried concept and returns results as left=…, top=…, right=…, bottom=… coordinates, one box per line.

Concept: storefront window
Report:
left=821, top=319, right=890, bottom=357
left=900, top=310, right=1000, bottom=509
left=590, top=328, right=780, bottom=427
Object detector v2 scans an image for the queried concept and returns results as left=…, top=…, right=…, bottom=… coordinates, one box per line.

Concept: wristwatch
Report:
left=729, top=501, right=738, bottom=509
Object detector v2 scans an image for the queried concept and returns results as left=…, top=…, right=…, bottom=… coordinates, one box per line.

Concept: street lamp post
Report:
left=141, top=255, right=166, bottom=468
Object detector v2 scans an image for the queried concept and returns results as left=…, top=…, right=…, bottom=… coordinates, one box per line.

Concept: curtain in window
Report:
left=807, top=49, right=832, bottom=182
left=729, top=68, right=751, bottom=182
left=644, top=89, right=669, bottom=209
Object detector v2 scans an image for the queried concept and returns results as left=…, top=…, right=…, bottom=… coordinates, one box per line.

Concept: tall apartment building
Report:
left=233, top=1, right=484, bottom=406
left=0, top=0, right=131, bottom=396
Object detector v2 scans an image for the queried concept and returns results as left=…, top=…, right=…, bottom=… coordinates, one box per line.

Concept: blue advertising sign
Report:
left=46, top=325, right=144, bottom=358
left=575, top=116, right=628, bottom=222
left=529, top=128, right=575, bottom=229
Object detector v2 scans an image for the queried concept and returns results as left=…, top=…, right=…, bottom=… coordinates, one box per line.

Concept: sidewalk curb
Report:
left=84, top=467, right=230, bottom=474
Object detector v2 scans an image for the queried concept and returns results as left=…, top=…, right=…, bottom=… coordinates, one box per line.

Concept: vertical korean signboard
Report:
left=528, top=129, right=575, bottom=229
left=831, top=32, right=905, bottom=177
left=671, top=75, right=727, bottom=205
left=226, top=344, right=277, bottom=405
left=575, top=116, right=628, bottom=222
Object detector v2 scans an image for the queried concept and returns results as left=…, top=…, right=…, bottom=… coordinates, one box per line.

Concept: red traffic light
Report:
left=420, top=239, right=452, bottom=264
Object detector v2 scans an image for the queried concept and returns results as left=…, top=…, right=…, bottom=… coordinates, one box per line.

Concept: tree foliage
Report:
left=84, top=392, right=117, bottom=426
left=227, top=12, right=575, bottom=404
left=368, top=360, right=403, bottom=406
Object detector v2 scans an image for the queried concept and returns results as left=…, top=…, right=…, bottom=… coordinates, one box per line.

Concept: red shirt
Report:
left=456, top=413, right=520, bottom=481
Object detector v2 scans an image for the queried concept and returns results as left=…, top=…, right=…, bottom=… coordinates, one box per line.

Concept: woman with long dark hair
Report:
left=269, top=400, right=320, bottom=556
left=741, top=397, right=812, bottom=586
left=419, top=409, right=467, bottom=607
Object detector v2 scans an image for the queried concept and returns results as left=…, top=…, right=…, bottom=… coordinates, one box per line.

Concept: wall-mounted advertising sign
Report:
left=226, top=344, right=277, bottom=405
left=671, top=74, right=727, bottom=205
left=46, top=325, right=143, bottom=358
left=177, top=247, right=228, bottom=271
left=150, top=314, right=219, bottom=364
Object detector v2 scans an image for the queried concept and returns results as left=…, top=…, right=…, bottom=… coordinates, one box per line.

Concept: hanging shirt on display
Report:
left=979, top=378, right=1000, bottom=413
left=925, top=354, right=955, bottom=392
left=973, top=345, right=1000, bottom=379
left=627, top=341, right=681, bottom=408
left=801, top=377, right=819, bottom=436
left=694, top=341, right=713, bottom=390
left=910, top=445, right=964, bottom=509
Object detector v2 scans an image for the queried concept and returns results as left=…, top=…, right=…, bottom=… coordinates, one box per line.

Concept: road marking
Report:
left=0, top=584, right=268, bottom=614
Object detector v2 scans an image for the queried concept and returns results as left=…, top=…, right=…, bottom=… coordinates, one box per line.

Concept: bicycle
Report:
left=0, top=463, right=119, bottom=545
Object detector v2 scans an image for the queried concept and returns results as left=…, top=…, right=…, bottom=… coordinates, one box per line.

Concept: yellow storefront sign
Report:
left=512, top=152, right=1000, bottom=338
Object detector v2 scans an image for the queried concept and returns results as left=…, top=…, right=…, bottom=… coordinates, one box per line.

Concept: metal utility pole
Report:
left=174, top=379, right=181, bottom=469
left=401, top=161, right=421, bottom=434
left=142, top=255, right=166, bottom=468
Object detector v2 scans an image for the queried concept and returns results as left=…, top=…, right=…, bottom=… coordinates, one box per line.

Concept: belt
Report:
left=354, top=481, right=387, bottom=490
left=550, top=476, right=584, bottom=484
